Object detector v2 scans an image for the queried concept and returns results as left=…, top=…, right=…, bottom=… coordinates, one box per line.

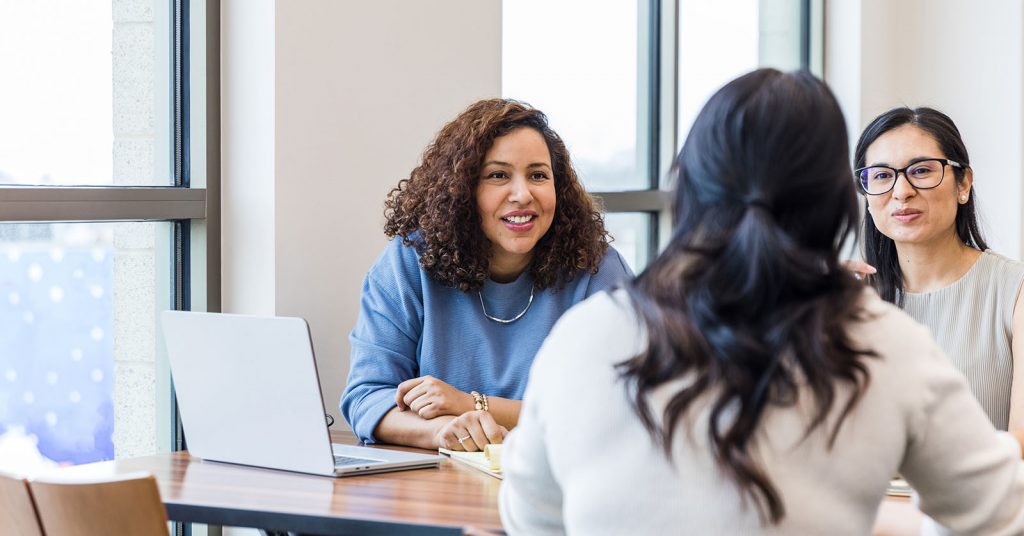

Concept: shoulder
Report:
left=853, top=288, right=937, bottom=352
left=371, top=235, right=422, bottom=270
left=578, top=246, right=634, bottom=293
left=365, top=237, right=427, bottom=293
left=849, top=288, right=964, bottom=398
left=978, top=250, right=1024, bottom=302
left=598, top=246, right=635, bottom=276
left=531, top=288, right=644, bottom=376
left=977, top=250, right=1024, bottom=282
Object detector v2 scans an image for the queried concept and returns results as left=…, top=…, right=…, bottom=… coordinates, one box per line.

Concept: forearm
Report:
left=373, top=407, right=453, bottom=450
left=483, top=396, right=521, bottom=430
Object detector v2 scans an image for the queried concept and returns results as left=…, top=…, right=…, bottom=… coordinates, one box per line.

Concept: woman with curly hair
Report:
left=340, top=99, right=632, bottom=450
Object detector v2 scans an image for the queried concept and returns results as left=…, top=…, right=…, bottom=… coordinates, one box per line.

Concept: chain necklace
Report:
left=478, top=287, right=535, bottom=324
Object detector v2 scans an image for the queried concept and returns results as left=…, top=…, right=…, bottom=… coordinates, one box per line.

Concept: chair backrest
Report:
left=0, top=472, right=44, bottom=536
left=28, top=472, right=169, bottom=536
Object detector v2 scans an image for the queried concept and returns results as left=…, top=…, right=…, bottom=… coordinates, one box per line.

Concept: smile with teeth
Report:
left=503, top=215, right=535, bottom=224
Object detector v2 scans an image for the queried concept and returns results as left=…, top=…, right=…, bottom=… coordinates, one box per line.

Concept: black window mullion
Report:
left=646, top=0, right=661, bottom=192
left=169, top=2, right=192, bottom=536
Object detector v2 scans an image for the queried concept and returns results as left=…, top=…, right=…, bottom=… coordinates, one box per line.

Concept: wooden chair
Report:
left=0, top=471, right=44, bottom=536
left=28, top=472, right=169, bottom=536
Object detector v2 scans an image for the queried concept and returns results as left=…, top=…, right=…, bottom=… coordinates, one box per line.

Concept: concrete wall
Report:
left=222, top=0, right=502, bottom=426
left=826, top=0, right=1024, bottom=259
left=112, top=0, right=161, bottom=458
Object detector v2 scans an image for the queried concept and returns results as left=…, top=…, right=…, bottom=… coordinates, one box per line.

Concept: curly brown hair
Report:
left=384, top=98, right=610, bottom=292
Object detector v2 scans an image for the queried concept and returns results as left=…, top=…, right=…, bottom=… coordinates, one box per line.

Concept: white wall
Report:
left=221, top=0, right=276, bottom=315
left=826, top=0, right=1024, bottom=260
left=222, top=0, right=502, bottom=426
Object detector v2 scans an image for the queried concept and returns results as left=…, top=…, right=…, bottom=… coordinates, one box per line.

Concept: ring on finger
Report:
left=457, top=434, right=472, bottom=445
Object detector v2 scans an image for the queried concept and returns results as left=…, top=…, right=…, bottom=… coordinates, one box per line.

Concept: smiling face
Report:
left=475, top=127, right=557, bottom=281
left=863, top=124, right=972, bottom=248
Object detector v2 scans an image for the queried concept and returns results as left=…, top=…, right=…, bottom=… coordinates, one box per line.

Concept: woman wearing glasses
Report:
left=340, top=99, right=632, bottom=451
left=499, top=71, right=1024, bottom=534
left=854, top=107, right=1024, bottom=433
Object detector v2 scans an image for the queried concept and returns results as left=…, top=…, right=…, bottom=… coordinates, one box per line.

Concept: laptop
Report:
left=160, top=310, right=442, bottom=477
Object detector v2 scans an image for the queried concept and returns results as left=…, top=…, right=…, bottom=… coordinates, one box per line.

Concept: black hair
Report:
left=619, top=69, right=874, bottom=524
left=854, top=106, right=987, bottom=304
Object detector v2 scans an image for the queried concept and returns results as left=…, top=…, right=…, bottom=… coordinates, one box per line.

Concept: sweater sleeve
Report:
left=900, top=339, right=1024, bottom=535
left=340, top=245, right=424, bottom=444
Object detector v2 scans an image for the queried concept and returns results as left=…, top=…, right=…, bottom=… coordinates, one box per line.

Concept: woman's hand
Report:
left=843, top=259, right=877, bottom=280
left=396, top=375, right=474, bottom=419
left=435, top=410, right=508, bottom=451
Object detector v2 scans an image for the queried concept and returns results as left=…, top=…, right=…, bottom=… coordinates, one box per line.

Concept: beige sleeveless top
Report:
left=900, top=251, right=1024, bottom=430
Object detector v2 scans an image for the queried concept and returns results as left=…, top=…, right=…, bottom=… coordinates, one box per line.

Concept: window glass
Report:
left=0, top=0, right=165, bottom=186
left=503, top=0, right=643, bottom=192
left=678, top=0, right=805, bottom=147
left=605, top=212, right=651, bottom=274
left=0, top=222, right=168, bottom=470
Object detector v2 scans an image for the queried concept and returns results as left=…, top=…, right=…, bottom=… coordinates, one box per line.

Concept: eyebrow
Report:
left=481, top=160, right=552, bottom=170
left=866, top=156, right=945, bottom=168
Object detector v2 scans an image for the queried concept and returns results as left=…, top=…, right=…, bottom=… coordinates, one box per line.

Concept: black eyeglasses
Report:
left=854, top=158, right=965, bottom=195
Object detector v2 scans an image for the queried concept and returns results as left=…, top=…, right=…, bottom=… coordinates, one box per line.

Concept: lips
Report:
left=501, top=211, right=537, bottom=231
left=891, top=208, right=922, bottom=223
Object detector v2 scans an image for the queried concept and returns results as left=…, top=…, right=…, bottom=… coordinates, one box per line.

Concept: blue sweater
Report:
left=341, top=238, right=633, bottom=443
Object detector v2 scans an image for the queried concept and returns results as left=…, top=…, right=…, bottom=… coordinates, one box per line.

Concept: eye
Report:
left=869, top=169, right=893, bottom=182
left=530, top=171, right=550, bottom=181
left=485, top=171, right=508, bottom=180
left=908, top=162, right=939, bottom=177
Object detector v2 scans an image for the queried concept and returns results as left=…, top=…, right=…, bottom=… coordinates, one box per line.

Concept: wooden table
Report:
left=56, top=429, right=921, bottom=535
left=56, top=430, right=503, bottom=535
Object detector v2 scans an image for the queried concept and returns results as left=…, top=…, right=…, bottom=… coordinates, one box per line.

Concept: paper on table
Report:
left=439, top=444, right=503, bottom=480
left=887, top=477, right=912, bottom=497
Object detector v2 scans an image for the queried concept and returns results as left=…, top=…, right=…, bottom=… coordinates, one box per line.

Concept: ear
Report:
left=958, top=167, right=974, bottom=204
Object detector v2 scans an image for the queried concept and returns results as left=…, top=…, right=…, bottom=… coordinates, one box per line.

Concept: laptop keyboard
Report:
left=334, top=455, right=383, bottom=467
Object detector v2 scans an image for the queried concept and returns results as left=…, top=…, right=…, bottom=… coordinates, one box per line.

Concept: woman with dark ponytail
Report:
left=499, top=69, right=1024, bottom=534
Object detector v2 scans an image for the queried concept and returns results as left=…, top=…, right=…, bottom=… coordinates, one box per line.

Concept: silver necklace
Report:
left=479, top=287, right=535, bottom=324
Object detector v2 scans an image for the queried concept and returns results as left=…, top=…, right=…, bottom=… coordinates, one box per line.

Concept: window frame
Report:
left=592, top=0, right=818, bottom=261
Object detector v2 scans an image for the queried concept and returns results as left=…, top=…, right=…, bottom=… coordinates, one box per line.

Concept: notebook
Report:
left=160, top=310, right=442, bottom=477
left=439, top=444, right=504, bottom=479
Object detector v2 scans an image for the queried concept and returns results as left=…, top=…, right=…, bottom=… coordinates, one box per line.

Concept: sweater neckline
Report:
left=901, top=249, right=988, bottom=299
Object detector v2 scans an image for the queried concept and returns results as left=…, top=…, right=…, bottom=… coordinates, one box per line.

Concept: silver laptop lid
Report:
left=161, top=311, right=342, bottom=476
left=161, top=311, right=441, bottom=477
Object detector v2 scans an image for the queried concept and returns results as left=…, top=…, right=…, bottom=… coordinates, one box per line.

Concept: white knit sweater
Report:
left=500, top=289, right=1024, bottom=535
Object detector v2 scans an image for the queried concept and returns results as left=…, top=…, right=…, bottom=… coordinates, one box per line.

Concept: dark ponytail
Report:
left=619, top=69, right=874, bottom=524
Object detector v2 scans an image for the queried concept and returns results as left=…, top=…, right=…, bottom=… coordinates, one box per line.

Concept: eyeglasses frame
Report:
left=854, top=158, right=966, bottom=196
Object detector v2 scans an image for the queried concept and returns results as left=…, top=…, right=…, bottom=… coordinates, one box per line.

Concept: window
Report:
left=678, top=0, right=814, bottom=143
left=503, top=0, right=816, bottom=272
left=503, top=0, right=661, bottom=273
left=0, top=0, right=216, bottom=470
left=0, top=222, right=171, bottom=467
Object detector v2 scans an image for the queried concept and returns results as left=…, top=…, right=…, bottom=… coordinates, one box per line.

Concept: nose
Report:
left=507, top=175, right=534, bottom=205
left=890, top=170, right=917, bottom=201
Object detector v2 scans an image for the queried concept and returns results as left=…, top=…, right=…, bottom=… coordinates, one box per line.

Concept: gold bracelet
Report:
left=471, top=391, right=489, bottom=412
